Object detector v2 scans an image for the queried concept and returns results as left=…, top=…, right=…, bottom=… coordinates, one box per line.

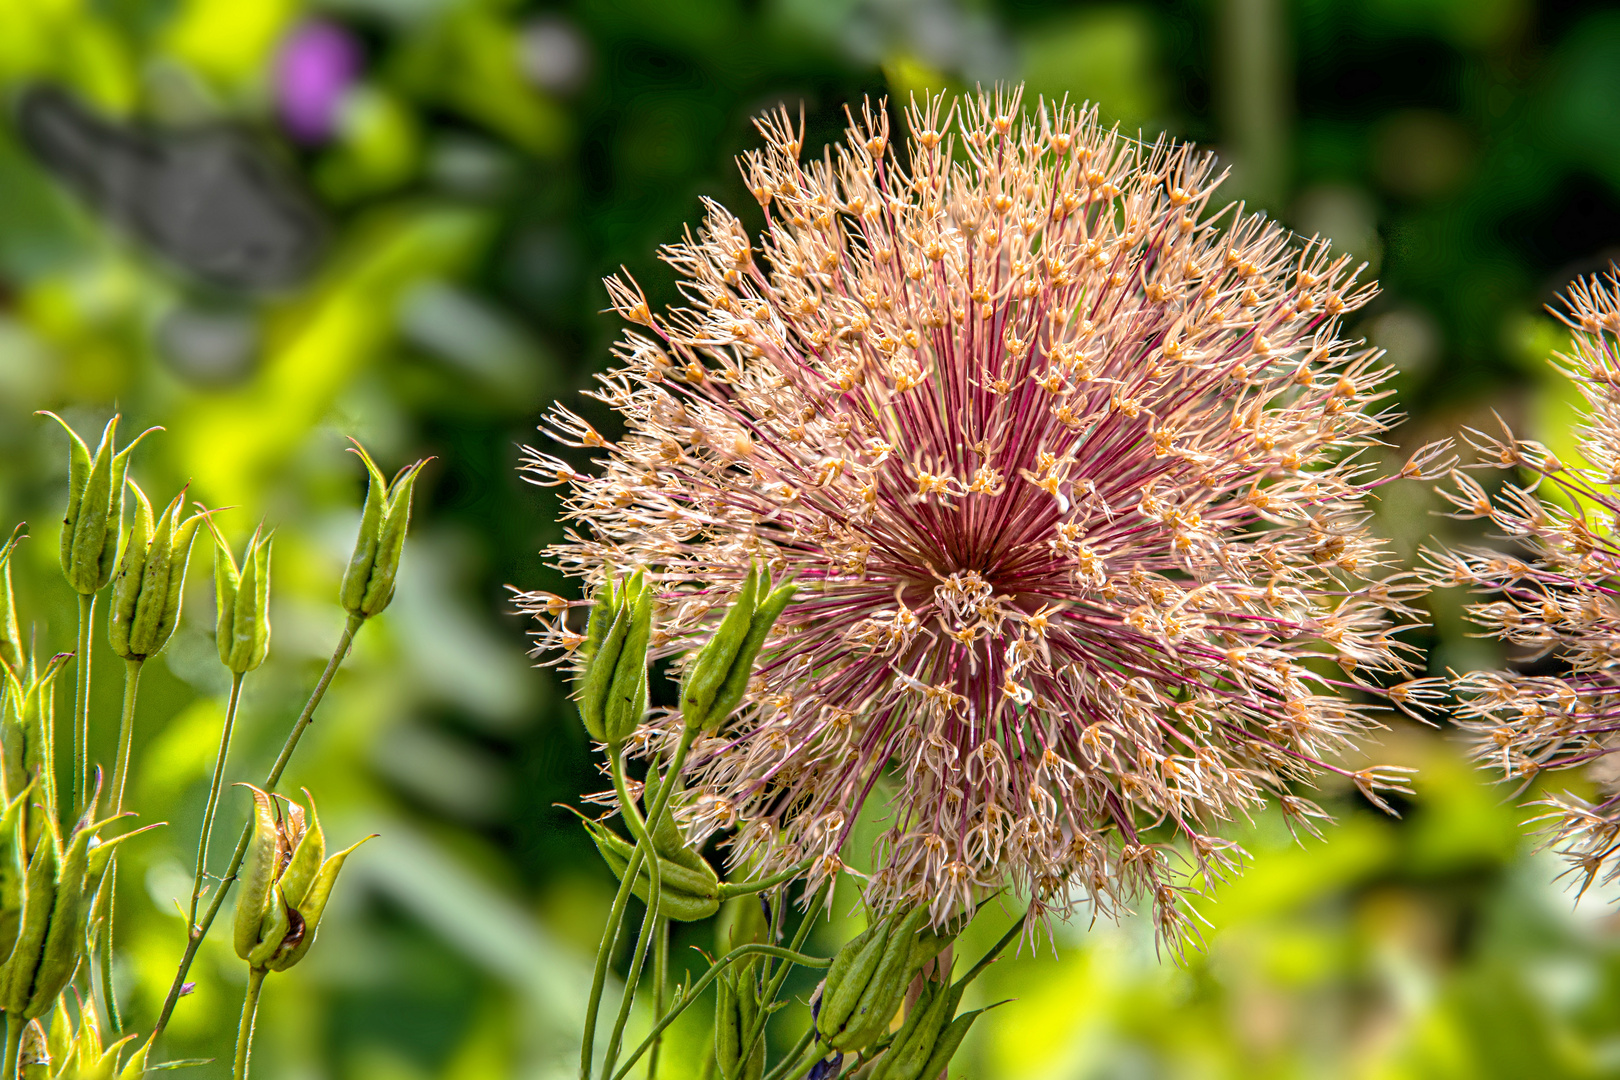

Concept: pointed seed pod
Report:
left=340, top=441, right=429, bottom=619
left=39, top=413, right=159, bottom=595
left=817, top=919, right=890, bottom=1042
left=212, top=523, right=273, bottom=675
left=0, top=523, right=24, bottom=677
left=833, top=906, right=932, bottom=1051
left=234, top=786, right=281, bottom=961
left=680, top=564, right=760, bottom=729
left=109, top=484, right=207, bottom=661
left=702, top=581, right=797, bottom=733
left=602, top=578, right=653, bottom=746
left=578, top=814, right=720, bottom=921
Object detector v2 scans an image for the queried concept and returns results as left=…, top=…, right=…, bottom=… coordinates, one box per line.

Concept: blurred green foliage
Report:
left=1, top=0, right=1619, bottom=1077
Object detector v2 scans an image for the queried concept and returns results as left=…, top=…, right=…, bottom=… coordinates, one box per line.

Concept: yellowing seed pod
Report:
left=109, top=483, right=206, bottom=661
left=233, top=785, right=373, bottom=972
left=212, top=523, right=273, bottom=675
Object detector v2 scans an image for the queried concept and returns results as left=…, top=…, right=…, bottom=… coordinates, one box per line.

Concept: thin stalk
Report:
left=776, top=1045, right=825, bottom=1080
left=110, top=657, right=143, bottom=813
left=954, top=911, right=1028, bottom=991
left=233, top=967, right=267, bottom=1080
left=153, top=613, right=363, bottom=1039
left=611, top=944, right=831, bottom=1080
left=96, top=655, right=142, bottom=1036
left=601, top=864, right=660, bottom=1079
left=2, top=1015, right=21, bottom=1080
left=717, top=859, right=815, bottom=899
left=760, top=1027, right=817, bottom=1080
left=737, top=884, right=828, bottom=1071
left=189, top=671, right=246, bottom=928
left=74, top=592, right=95, bottom=814
left=647, top=917, right=668, bottom=1080
left=582, top=845, right=646, bottom=1080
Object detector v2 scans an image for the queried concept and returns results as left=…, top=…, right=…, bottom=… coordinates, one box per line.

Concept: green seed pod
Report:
left=109, top=484, right=206, bottom=661
left=26, top=808, right=109, bottom=1017
left=212, top=523, right=273, bottom=675
left=1, top=816, right=60, bottom=1015
left=0, top=524, right=25, bottom=678
left=575, top=581, right=634, bottom=742
left=279, top=791, right=327, bottom=910
left=47, top=995, right=72, bottom=1073
left=642, top=770, right=710, bottom=876
left=0, top=654, right=69, bottom=827
left=246, top=882, right=293, bottom=968
left=715, top=959, right=765, bottom=1080
left=0, top=785, right=31, bottom=963
left=868, top=980, right=964, bottom=1080
left=818, top=919, right=890, bottom=1042
left=833, top=906, right=931, bottom=1051
left=680, top=565, right=759, bottom=730
left=601, top=581, right=653, bottom=746
left=580, top=816, right=720, bottom=922
left=234, top=786, right=281, bottom=961
left=340, top=442, right=428, bottom=619
left=40, top=413, right=158, bottom=596
left=915, top=1007, right=987, bottom=1080
left=579, top=568, right=618, bottom=666
left=703, top=581, right=797, bottom=733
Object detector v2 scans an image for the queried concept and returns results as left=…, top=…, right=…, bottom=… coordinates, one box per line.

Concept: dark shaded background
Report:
left=2, top=0, right=1620, bottom=1076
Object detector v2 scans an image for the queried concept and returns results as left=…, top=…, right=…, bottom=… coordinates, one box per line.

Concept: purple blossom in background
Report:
left=274, top=20, right=361, bottom=144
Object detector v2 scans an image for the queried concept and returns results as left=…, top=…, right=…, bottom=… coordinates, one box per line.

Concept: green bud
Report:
left=0, top=813, right=59, bottom=1015
left=212, top=522, right=273, bottom=675
left=0, top=524, right=24, bottom=678
left=39, top=413, right=159, bottom=596
left=340, top=441, right=428, bottom=619
left=687, top=575, right=797, bottom=733
left=233, top=785, right=372, bottom=972
left=109, top=483, right=206, bottom=661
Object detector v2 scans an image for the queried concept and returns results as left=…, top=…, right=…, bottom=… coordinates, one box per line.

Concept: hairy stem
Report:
left=74, top=592, right=95, bottom=815
left=234, top=967, right=266, bottom=1080
left=189, top=670, right=245, bottom=928
left=611, top=944, right=831, bottom=1080
left=153, top=614, right=363, bottom=1039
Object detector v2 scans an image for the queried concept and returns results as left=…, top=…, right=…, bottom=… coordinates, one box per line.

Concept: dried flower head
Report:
left=522, top=88, right=1441, bottom=944
left=1427, top=271, right=1620, bottom=901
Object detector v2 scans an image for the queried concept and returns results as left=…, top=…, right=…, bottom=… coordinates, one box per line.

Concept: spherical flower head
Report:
left=1428, top=271, right=1620, bottom=901
left=523, top=88, right=1436, bottom=945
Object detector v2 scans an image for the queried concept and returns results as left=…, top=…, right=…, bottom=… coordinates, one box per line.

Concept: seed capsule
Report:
left=340, top=441, right=428, bottom=620
left=212, top=522, right=273, bottom=675
left=680, top=567, right=797, bottom=733
left=573, top=569, right=654, bottom=748
left=233, top=785, right=373, bottom=972
left=39, top=412, right=158, bottom=596
left=108, top=482, right=206, bottom=661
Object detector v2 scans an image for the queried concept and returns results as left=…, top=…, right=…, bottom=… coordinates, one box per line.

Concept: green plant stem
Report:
left=601, top=861, right=660, bottom=1079
left=234, top=967, right=267, bottom=1080
left=717, top=859, right=815, bottom=899
left=189, top=670, right=245, bottom=928
left=74, top=591, right=95, bottom=814
left=152, top=613, right=364, bottom=1040
left=96, top=876, right=122, bottom=1035
left=760, top=1027, right=818, bottom=1080
left=611, top=944, right=831, bottom=1080
left=955, top=911, right=1028, bottom=991
left=648, top=917, right=668, bottom=1080
left=2, top=1016, right=20, bottom=1080
left=582, top=845, right=645, bottom=1080
left=110, top=657, right=142, bottom=813
left=737, top=883, right=828, bottom=1071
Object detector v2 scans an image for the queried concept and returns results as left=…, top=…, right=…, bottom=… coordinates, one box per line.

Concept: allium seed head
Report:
left=1428, top=270, right=1620, bottom=902
left=522, top=88, right=1437, bottom=944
